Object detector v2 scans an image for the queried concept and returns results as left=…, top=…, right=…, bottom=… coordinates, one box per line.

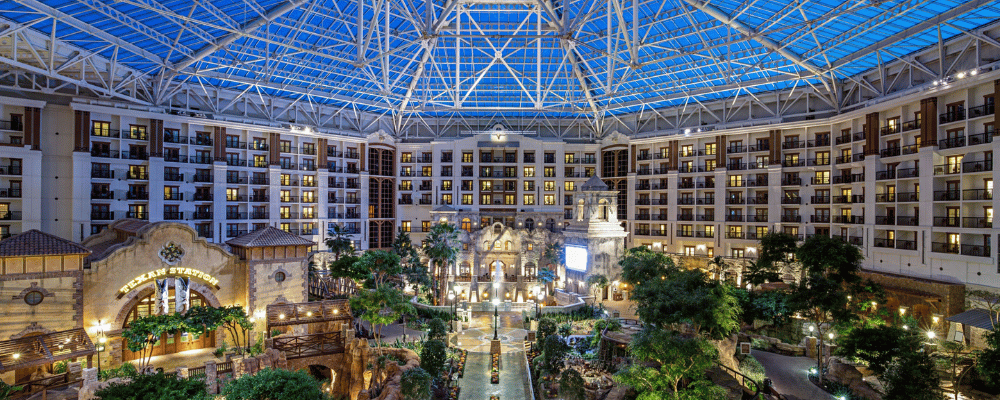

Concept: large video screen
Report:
left=565, top=245, right=588, bottom=272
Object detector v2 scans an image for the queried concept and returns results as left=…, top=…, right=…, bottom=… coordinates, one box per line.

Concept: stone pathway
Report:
left=752, top=350, right=835, bottom=400
left=457, top=351, right=533, bottom=400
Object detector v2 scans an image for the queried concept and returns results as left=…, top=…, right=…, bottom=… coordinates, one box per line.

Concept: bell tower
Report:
left=562, top=175, right=628, bottom=281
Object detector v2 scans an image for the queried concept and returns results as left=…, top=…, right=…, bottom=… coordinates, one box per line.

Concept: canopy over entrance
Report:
left=0, top=329, right=95, bottom=373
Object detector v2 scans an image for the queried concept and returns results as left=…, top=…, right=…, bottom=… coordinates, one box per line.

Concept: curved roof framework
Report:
left=1, top=0, right=999, bottom=121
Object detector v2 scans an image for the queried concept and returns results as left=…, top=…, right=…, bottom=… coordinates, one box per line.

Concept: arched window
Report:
left=525, top=218, right=535, bottom=230
left=493, top=223, right=503, bottom=234
left=598, top=199, right=610, bottom=221
left=461, top=218, right=472, bottom=232
left=546, top=218, right=556, bottom=232
left=505, top=241, right=512, bottom=251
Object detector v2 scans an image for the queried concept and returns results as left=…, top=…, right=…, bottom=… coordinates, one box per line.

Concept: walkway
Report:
left=752, top=350, right=835, bottom=400
left=457, top=351, right=533, bottom=400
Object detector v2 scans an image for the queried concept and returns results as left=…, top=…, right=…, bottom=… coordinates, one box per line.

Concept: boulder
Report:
left=774, top=342, right=805, bottom=357
left=826, top=360, right=882, bottom=400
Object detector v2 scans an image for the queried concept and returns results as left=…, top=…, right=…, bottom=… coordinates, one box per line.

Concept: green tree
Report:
left=0, top=381, right=23, bottom=400
left=835, top=326, right=921, bottom=378
left=537, top=268, right=558, bottom=297
left=786, top=234, right=871, bottom=384
left=882, top=351, right=945, bottom=400
left=419, top=339, right=448, bottom=382
left=222, top=368, right=325, bottom=400
left=400, top=367, right=433, bottom=400
left=95, top=372, right=210, bottom=400
left=734, top=289, right=791, bottom=326
left=559, top=369, right=586, bottom=400
left=422, top=223, right=460, bottom=305
left=935, top=340, right=975, bottom=400
left=613, top=329, right=726, bottom=400
left=623, top=252, right=740, bottom=339
left=537, top=317, right=557, bottom=344
left=541, top=243, right=565, bottom=295
left=966, top=289, right=1000, bottom=387
left=326, top=224, right=355, bottom=260
left=394, top=229, right=431, bottom=296
left=748, top=232, right=799, bottom=287
left=426, top=318, right=447, bottom=342
left=539, top=334, right=570, bottom=375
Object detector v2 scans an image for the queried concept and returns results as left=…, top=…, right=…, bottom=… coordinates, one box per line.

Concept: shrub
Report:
left=94, top=372, right=209, bottom=400
left=427, top=318, right=447, bottom=341
left=99, top=362, right=139, bottom=381
left=559, top=369, right=586, bottom=400
left=739, top=355, right=765, bottom=384
left=419, top=339, right=448, bottom=381
left=221, top=368, right=325, bottom=400
left=400, top=367, right=433, bottom=400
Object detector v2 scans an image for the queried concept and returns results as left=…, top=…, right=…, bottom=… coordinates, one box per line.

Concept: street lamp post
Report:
left=96, top=320, right=107, bottom=374
left=448, top=291, right=456, bottom=332
left=492, top=281, right=501, bottom=340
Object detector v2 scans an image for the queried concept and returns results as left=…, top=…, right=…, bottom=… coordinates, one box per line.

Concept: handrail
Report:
left=715, top=360, right=763, bottom=399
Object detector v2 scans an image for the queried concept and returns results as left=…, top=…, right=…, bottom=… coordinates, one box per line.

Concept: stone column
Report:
left=82, top=367, right=98, bottom=386
left=175, top=367, right=189, bottom=379
left=205, top=361, right=218, bottom=394
left=232, top=356, right=246, bottom=379
left=68, top=362, right=82, bottom=382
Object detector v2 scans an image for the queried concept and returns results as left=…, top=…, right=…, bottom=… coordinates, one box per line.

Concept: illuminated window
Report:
left=401, top=153, right=413, bottom=163
left=401, top=221, right=411, bottom=232
left=523, top=194, right=535, bottom=205
left=544, top=194, right=555, bottom=205
left=442, top=194, right=453, bottom=205
left=462, top=194, right=473, bottom=205
left=524, top=167, right=535, bottom=177
left=442, top=181, right=452, bottom=190
left=505, top=194, right=516, bottom=205
left=544, top=167, right=556, bottom=177
left=544, top=181, right=555, bottom=191
left=564, top=181, right=575, bottom=191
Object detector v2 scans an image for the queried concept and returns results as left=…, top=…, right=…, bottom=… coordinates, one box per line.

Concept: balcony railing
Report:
left=961, top=244, right=991, bottom=257
left=933, top=190, right=960, bottom=201
left=963, top=217, right=993, bottom=229
left=897, top=192, right=918, bottom=202
left=810, top=195, right=830, bottom=203
left=874, top=238, right=895, bottom=248
left=939, top=136, right=966, bottom=149
left=810, top=215, right=831, bottom=223
left=897, top=216, right=918, bottom=226
left=968, top=103, right=995, bottom=119
left=0, top=211, right=21, bottom=220
left=780, top=215, right=801, bottom=222
left=91, top=211, right=114, bottom=220
left=963, top=189, right=993, bottom=201
left=931, top=242, right=959, bottom=254
left=896, top=240, right=917, bottom=250
left=91, top=191, right=114, bottom=199
left=192, top=211, right=213, bottom=220
left=781, top=177, right=802, bottom=186
left=933, top=217, right=961, bottom=227
left=125, top=211, right=148, bottom=219
left=163, top=212, right=184, bottom=220
left=940, top=109, right=966, bottom=124
left=781, top=196, right=801, bottom=204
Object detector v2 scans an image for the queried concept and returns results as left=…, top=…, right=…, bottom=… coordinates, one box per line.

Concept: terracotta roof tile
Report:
left=226, top=226, right=315, bottom=248
left=0, top=230, right=91, bottom=257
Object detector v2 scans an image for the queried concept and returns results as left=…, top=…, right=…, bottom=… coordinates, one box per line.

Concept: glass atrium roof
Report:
left=2, top=0, right=999, bottom=117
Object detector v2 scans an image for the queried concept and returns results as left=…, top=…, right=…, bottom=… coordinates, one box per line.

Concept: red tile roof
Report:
left=226, top=226, right=315, bottom=248
left=0, top=230, right=91, bottom=257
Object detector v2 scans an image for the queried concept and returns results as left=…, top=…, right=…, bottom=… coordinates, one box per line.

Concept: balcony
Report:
left=963, top=189, right=993, bottom=201
left=781, top=196, right=801, bottom=204
left=897, top=167, right=919, bottom=179
left=896, top=239, right=917, bottom=250
left=399, top=198, right=413, bottom=205
left=125, top=191, right=148, bottom=200
left=962, top=159, right=992, bottom=173
left=225, top=230, right=249, bottom=238
left=810, top=195, right=831, bottom=204
left=192, top=211, right=213, bottom=220
left=832, top=215, right=863, bottom=224
left=250, top=177, right=269, bottom=185
left=190, top=156, right=213, bottom=164
left=961, top=244, right=991, bottom=257
left=163, top=212, right=184, bottom=220
left=726, top=232, right=746, bottom=239
left=697, top=181, right=715, bottom=188
left=963, top=217, right=992, bottom=229
left=810, top=177, right=830, bottom=185
left=677, top=198, right=695, bottom=205
left=727, top=163, right=747, bottom=171
left=781, top=177, right=802, bottom=186
left=931, top=242, right=959, bottom=254
left=780, top=215, right=801, bottom=223
left=875, top=216, right=894, bottom=225
left=676, top=230, right=694, bottom=238
left=163, top=192, right=183, bottom=201
left=0, top=210, right=20, bottom=221
left=279, top=213, right=299, bottom=219
left=968, top=133, right=994, bottom=146
left=696, top=214, right=715, bottom=222
left=874, top=238, right=895, bottom=248
left=897, top=192, right=918, bottom=202
left=226, top=212, right=248, bottom=220
left=746, top=196, right=769, bottom=205
left=250, top=212, right=269, bottom=220
left=880, top=125, right=901, bottom=136
left=875, top=193, right=894, bottom=202
left=933, top=190, right=960, bottom=201
left=968, top=103, right=995, bottom=118
left=725, top=197, right=745, bottom=205
left=91, top=211, right=114, bottom=220
left=810, top=215, right=831, bottom=223
left=228, top=176, right=248, bottom=184
left=696, top=197, right=715, bottom=205
left=676, top=214, right=694, bottom=221
left=940, top=109, right=966, bottom=124
left=782, top=141, right=805, bottom=149
left=91, top=190, right=114, bottom=200
left=880, top=147, right=901, bottom=158
left=725, top=215, right=744, bottom=222
left=746, top=215, right=769, bottom=222
left=125, top=211, right=148, bottom=219
left=193, top=192, right=213, bottom=201
left=939, top=136, right=966, bottom=150
left=933, top=217, right=961, bottom=228
left=892, top=216, right=916, bottom=226
left=635, top=214, right=650, bottom=221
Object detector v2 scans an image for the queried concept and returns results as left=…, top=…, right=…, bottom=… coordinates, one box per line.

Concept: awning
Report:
left=946, top=308, right=999, bottom=331
left=0, top=328, right=95, bottom=373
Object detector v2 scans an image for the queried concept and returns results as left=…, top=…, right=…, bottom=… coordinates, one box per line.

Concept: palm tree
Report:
left=422, top=222, right=460, bottom=305
left=325, top=224, right=354, bottom=260
left=392, top=229, right=430, bottom=295
left=585, top=274, right=609, bottom=301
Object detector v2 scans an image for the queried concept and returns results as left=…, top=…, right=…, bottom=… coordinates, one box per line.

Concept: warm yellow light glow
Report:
left=932, top=316, right=940, bottom=324
left=828, top=333, right=834, bottom=340
left=899, top=307, right=906, bottom=315
left=279, top=314, right=286, bottom=319
left=12, top=353, right=19, bottom=359
left=927, top=331, right=937, bottom=339
left=307, top=311, right=313, bottom=317
left=99, top=337, right=107, bottom=344
left=333, top=309, right=339, bottom=314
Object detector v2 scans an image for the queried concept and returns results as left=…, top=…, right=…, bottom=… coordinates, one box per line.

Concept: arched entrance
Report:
left=121, top=288, right=215, bottom=361
left=489, top=260, right=505, bottom=275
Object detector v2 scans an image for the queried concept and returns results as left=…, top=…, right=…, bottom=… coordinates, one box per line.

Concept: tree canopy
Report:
left=221, top=368, right=326, bottom=400
left=422, top=223, right=460, bottom=305
left=94, top=372, right=210, bottom=400
left=614, top=329, right=726, bottom=400
left=620, top=247, right=740, bottom=339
